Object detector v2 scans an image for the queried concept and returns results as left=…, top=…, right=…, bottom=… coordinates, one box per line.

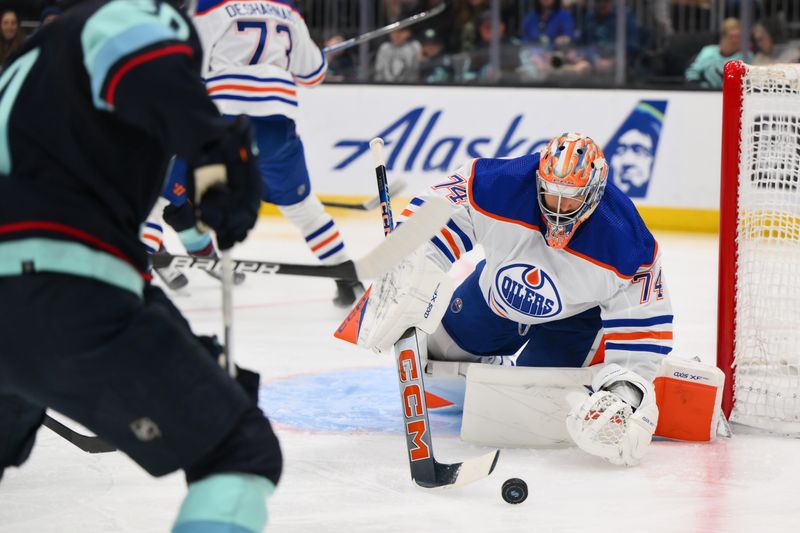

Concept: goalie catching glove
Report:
left=566, top=364, right=658, bottom=466
left=189, top=116, right=263, bottom=250
left=357, top=247, right=454, bottom=354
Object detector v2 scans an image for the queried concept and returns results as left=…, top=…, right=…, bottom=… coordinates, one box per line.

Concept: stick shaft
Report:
left=221, top=249, right=235, bottom=377
left=370, top=138, right=394, bottom=235
left=322, top=4, right=445, bottom=55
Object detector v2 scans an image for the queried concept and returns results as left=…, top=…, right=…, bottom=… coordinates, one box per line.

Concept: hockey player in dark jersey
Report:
left=142, top=159, right=247, bottom=291
left=0, top=2, right=281, bottom=532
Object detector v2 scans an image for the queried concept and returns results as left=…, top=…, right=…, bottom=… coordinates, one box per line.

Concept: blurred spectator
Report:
left=384, top=0, right=421, bottom=23
left=419, top=28, right=453, bottom=83
left=460, top=10, right=521, bottom=83
left=374, top=26, right=421, bottom=82
left=521, top=0, right=575, bottom=49
left=414, top=0, right=456, bottom=51
left=751, top=22, right=800, bottom=66
left=575, top=0, right=642, bottom=78
left=0, top=9, right=24, bottom=64
left=580, top=0, right=641, bottom=70
left=324, top=34, right=357, bottom=82
left=40, top=6, right=61, bottom=26
left=451, top=0, right=490, bottom=54
left=685, top=18, right=746, bottom=88
left=652, top=0, right=673, bottom=39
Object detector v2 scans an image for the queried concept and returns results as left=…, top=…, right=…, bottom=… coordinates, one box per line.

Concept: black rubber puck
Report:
left=501, top=478, right=528, bottom=504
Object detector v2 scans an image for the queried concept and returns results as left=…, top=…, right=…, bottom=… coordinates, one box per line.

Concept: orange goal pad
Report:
left=653, top=357, right=726, bottom=442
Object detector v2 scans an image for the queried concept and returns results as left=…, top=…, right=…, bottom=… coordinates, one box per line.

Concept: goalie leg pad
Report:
left=461, top=365, right=599, bottom=448
left=653, top=356, right=725, bottom=441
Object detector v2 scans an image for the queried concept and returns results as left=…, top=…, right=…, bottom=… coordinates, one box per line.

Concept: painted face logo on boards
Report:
left=494, top=264, right=562, bottom=318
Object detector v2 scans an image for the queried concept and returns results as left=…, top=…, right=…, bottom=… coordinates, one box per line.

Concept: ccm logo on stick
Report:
left=398, top=349, right=431, bottom=461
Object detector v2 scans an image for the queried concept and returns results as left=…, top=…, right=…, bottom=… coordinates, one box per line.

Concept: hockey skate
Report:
left=333, top=279, right=365, bottom=308
left=154, top=264, right=189, bottom=291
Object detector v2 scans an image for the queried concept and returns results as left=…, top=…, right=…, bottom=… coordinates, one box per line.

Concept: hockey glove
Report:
left=565, top=364, right=658, bottom=466
left=197, top=335, right=260, bottom=404
left=357, top=247, right=454, bottom=354
left=190, top=116, right=263, bottom=250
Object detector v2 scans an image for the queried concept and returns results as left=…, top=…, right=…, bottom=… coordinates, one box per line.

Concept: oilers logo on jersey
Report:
left=493, top=264, right=562, bottom=319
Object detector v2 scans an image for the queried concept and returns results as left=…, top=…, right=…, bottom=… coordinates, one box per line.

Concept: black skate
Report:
left=154, top=265, right=189, bottom=291
left=333, top=279, right=365, bottom=308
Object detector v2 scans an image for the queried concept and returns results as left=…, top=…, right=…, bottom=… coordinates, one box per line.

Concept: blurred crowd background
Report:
left=3, top=0, right=798, bottom=88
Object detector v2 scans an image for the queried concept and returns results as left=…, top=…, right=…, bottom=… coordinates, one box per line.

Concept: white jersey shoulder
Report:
left=193, top=0, right=327, bottom=119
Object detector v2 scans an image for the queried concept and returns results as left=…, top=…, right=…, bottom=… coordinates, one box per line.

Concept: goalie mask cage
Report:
left=718, top=60, right=800, bottom=435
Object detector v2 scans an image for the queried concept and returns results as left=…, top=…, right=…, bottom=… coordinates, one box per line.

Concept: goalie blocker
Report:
left=426, top=355, right=725, bottom=449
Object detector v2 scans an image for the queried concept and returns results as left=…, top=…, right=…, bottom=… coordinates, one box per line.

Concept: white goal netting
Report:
left=732, top=63, right=800, bottom=434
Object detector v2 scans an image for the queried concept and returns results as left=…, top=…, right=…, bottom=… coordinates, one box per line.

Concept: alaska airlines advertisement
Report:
left=295, top=86, right=722, bottom=212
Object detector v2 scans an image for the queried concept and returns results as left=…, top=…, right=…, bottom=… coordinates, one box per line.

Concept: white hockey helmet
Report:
left=537, top=133, right=608, bottom=249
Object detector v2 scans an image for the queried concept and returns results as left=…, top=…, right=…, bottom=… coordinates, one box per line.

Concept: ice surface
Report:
left=1, top=218, right=798, bottom=533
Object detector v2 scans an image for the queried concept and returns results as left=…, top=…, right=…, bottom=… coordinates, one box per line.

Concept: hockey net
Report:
left=718, top=61, right=800, bottom=435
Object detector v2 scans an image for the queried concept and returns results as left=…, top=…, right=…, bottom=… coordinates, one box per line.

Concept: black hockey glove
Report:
left=190, top=116, right=263, bottom=251
left=163, top=201, right=197, bottom=233
left=197, top=335, right=261, bottom=404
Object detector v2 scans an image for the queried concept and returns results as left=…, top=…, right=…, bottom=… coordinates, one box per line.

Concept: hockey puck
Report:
left=501, top=478, right=528, bottom=504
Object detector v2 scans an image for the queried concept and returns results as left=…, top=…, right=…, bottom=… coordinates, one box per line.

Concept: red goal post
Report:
left=718, top=60, right=800, bottom=435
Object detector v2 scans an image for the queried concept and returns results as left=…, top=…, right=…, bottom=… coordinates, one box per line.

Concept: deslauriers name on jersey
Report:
left=224, top=2, right=292, bottom=20
left=495, top=264, right=562, bottom=318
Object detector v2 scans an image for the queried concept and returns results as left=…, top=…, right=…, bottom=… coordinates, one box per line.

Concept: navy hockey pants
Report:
left=0, top=273, right=281, bottom=485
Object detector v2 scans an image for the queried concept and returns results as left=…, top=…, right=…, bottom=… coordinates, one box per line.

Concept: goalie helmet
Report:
left=537, top=133, right=608, bottom=249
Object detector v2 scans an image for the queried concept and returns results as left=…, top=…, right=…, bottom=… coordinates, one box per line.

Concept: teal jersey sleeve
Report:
left=81, top=0, right=193, bottom=111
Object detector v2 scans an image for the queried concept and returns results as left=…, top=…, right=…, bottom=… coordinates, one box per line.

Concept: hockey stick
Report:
left=42, top=415, right=116, bottom=454
left=220, top=249, right=236, bottom=377
left=370, top=138, right=500, bottom=489
left=151, top=197, right=451, bottom=281
left=322, top=3, right=446, bottom=55
left=321, top=179, right=407, bottom=211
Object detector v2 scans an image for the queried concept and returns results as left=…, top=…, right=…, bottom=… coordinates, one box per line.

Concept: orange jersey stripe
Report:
left=400, top=208, right=414, bottom=217
left=440, top=227, right=461, bottom=260
left=207, top=85, right=297, bottom=97
left=311, top=231, right=340, bottom=252
left=295, top=70, right=326, bottom=86
left=589, top=330, right=672, bottom=366
left=604, top=331, right=673, bottom=341
left=142, top=234, right=161, bottom=246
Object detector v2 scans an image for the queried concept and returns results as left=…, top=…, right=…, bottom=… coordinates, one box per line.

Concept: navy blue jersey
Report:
left=0, top=0, right=228, bottom=295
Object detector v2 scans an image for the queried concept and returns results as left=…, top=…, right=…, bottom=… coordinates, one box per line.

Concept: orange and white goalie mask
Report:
left=537, top=133, right=608, bottom=249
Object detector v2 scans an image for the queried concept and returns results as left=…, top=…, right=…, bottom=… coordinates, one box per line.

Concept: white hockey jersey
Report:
left=400, top=154, right=673, bottom=380
left=192, top=0, right=327, bottom=119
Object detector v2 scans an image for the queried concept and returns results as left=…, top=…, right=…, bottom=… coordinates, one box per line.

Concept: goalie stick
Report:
left=42, top=415, right=116, bottom=454
left=322, top=4, right=446, bottom=55
left=321, top=179, right=407, bottom=211
left=151, top=196, right=451, bottom=281
left=370, top=138, right=500, bottom=489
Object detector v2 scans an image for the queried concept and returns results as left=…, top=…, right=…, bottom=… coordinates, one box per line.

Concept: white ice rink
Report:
left=2, top=215, right=799, bottom=533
